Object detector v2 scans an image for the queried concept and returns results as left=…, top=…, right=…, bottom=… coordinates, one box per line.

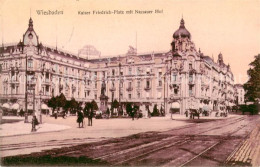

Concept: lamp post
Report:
left=118, top=62, right=122, bottom=115
left=39, top=90, right=42, bottom=124
left=31, top=76, right=37, bottom=116
left=24, top=53, right=28, bottom=123
left=30, top=75, right=37, bottom=132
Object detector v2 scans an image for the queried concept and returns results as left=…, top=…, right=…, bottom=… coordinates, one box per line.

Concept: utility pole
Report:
left=118, top=62, right=121, bottom=115
left=24, top=53, right=28, bottom=123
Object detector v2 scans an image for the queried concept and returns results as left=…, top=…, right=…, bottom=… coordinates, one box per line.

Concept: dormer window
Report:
left=28, top=59, right=33, bottom=68
left=189, top=63, right=192, bottom=70
left=112, top=69, right=115, bottom=76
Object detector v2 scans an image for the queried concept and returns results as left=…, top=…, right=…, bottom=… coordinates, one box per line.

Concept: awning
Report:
left=11, top=103, right=19, bottom=110
left=41, top=104, right=49, bottom=110
left=202, top=106, right=210, bottom=111
left=171, top=102, right=180, bottom=108
left=3, top=103, right=10, bottom=109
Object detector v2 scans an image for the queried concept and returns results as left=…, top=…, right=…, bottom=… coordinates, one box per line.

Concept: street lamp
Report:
left=24, top=53, right=28, bottom=123
left=29, top=75, right=37, bottom=132
left=118, top=62, right=122, bottom=115
left=39, top=90, right=42, bottom=124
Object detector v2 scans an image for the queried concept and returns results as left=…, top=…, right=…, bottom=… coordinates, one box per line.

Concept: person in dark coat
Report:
left=77, top=111, right=84, bottom=128
left=88, top=110, right=94, bottom=126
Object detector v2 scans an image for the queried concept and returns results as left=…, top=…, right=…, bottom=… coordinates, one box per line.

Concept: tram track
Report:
left=89, top=116, right=246, bottom=166
left=2, top=115, right=256, bottom=167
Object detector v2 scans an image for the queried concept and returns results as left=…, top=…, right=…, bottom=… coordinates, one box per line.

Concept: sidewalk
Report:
left=166, top=113, right=238, bottom=120
left=226, top=117, right=260, bottom=166
left=0, top=117, right=71, bottom=137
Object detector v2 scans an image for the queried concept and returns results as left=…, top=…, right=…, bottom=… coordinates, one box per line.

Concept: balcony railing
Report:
left=126, top=87, right=133, bottom=91
left=144, top=86, right=151, bottom=91
left=188, top=79, right=195, bottom=85
left=109, top=87, right=116, bottom=91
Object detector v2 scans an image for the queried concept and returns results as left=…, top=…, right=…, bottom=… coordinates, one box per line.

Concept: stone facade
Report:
left=234, top=84, right=245, bottom=105
left=0, top=18, right=236, bottom=115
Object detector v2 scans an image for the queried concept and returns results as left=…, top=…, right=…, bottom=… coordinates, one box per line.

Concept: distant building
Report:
left=0, top=18, right=236, bottom=116
left=78, top=45, right=101, bottom=60
left=234, top=84, right=245, bottom=105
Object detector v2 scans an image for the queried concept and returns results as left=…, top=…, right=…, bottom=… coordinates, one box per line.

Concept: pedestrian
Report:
left=62, top=111, right=66, bottom=119
left=88, top=109, right=94, bottom=126
left=77, top=111, right=84, bottom=128
left=32, top=115, right=39, bottom=132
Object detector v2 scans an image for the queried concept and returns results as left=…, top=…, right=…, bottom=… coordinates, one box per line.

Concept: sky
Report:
left=0, top=0, right=260, bottom=84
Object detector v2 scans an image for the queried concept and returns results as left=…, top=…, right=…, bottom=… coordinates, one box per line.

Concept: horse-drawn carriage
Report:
left=185, top=107, right=212, bottom=119
left=185, top=109, right=201, bottom=119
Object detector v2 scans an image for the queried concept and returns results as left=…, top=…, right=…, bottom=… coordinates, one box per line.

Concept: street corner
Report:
left=0, top=120, right=71, bottom=137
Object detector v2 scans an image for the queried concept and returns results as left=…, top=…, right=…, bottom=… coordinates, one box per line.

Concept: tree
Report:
left=47, top=96, right=57, bottom=114
left=57, top=93, right=66, bottom=109
left=106, top=107, right=110, bottom=118
left=111, top=99, right=119, bottom=115
left=70, top=98, right=78, bottom=114
left=244, top=54, right=260, bottom=102
left=84, top=100, right=98, bottom=118
left=152, top=104, right=160, bottom=116
left=160, top=105, right=165, bottom=116
left=91, top=100, right=98, bottom=111
left=84, top=102, right=91, bottom=117
left=63, top=100, right=71, bottom=114
left=126, top=102, right=136, bottom=120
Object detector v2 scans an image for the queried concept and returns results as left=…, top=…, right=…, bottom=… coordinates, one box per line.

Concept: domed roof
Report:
left=173, top=18, right=191, bottom=39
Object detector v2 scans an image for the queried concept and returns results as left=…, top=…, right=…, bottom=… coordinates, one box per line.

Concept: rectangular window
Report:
left=137, top=67, right=140, bottom=75
left=189, top=85, right=193, bottom=96
left=173, top=74, right=177, bottom=81
left=174, top=88, right=178, bottom=94
left=146, top=80, right=150, bottom=88
left=95, top=94, right=97, bottom=99
left=159, top=80, right=162, bottom=87
left=189, top=64, right=192, bottom=70
left=28, top=59, right=33, bottom=68
left=189, top=75, right=193, bottom=82
left=112, top=92, right=114, bottom=99
left=112, top=69, right=115, bottom=76
left=128, top=94, right=131, bottom=99
left=159, top=72, right=162, bottom=77
left=87, top=91, right=90, bottom=96
left=128, top=67, right=132, bottom=75
left=128, top=82, right=132, bottom=88
left=137, top=92, right=141, bottom=98
left=137, top=81, right=141, bottom=88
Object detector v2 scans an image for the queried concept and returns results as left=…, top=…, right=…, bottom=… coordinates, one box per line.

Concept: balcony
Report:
left=144, top=86, right=151, bottom=91
left=59, top=84, right=63, bottom=91
left=109, top=87, right=116, bottom=91
left=188, top=79, right=195, bottom=85
left=126, top=87, right=133, bottom=91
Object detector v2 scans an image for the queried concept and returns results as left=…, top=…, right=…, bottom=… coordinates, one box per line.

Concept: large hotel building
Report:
left=0, top=18, right=236, bottom=116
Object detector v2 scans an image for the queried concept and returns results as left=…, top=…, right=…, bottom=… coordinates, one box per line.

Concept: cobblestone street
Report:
left=1, top=115, right=259, bottom=166
left=226, top=117, right=260, bottom=166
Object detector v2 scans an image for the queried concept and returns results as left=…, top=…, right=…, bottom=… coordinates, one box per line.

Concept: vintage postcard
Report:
left=0, top=0, right=259, bottom=166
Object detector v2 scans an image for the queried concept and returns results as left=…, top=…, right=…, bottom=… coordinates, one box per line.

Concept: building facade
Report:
left=234, top=84, right=245, bottom=105
left=0, top=18, right=236, bottom=116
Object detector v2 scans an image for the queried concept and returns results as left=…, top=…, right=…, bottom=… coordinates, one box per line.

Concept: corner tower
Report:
left=23, top=18, right=39, bottom=46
